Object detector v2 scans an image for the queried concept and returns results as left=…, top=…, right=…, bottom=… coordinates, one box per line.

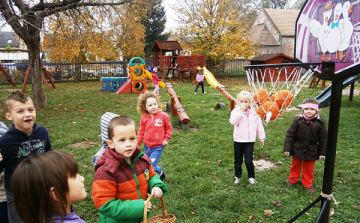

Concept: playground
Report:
left=0, top=77, right=358, bottom=222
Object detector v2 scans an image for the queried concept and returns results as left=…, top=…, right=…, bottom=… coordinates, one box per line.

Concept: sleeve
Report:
left=45, top=129, right=52, bottom=152
left=196, top=74, right=201, bottom=82
left=318, top=123, right=328, bottom=156
left=92, top=170, right=145, bottom=220
left=163, top=113, right=172, bottom=142
left=229, top=106, right=243, bottom=126
left=256, top=116, right=266, bottom=141
left=0, top=139, right=8, bottom=174
left=284, top=120, right=297, bottom=153
left=137, top=117, right=145, bottom=147
left=148, top=174, right=168, bottom=196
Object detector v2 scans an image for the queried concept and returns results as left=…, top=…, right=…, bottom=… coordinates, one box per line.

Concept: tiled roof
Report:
left=0, top=32, right=20, bottom=48
left=152, top=41, right=183, bottom=52
left=264, top=9, right=300, bottom=36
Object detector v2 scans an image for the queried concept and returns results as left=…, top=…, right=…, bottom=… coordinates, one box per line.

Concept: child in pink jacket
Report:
left=151, top=67, right=162, bottom=96
left=229, top=90, right=265, bottom=185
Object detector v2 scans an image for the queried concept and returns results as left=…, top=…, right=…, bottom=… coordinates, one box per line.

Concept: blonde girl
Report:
left=229, top=90, right=265, bottom=185
left=137, top=91, right=172, bottom=180
left=11, top=150, right=87, bottom=223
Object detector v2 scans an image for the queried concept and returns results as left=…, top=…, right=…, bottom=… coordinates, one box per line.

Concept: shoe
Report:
left=194, top=92, right=197, bottom=95
left=160, top=172, right=166, bottom=181
left=303, top=186, right=315, bottom=193
left=203, top=92, right=207, bottom=94
left=249, top=178, right=258, bottom=184
left=234, top=177, right=240, bottom=184
left=287, top=180, right=295, bottom=186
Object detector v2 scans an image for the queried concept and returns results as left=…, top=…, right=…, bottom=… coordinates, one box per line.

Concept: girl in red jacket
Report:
left=137, top=91, right=172, bottom=180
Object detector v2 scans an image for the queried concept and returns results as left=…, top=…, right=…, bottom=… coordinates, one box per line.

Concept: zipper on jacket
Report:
left=129, top=155, right=143, bottom=199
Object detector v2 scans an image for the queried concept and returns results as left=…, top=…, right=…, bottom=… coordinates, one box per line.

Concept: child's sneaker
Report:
left=303, top=186, right=315, bottom=193
left=287, top=180, right=295, bottom=186
left=249, top=178, right=258, bottom=184
left=234, top=177, right=240, bottom=184
left=203, top=92, right=207, bottom=94
left=160, top=172, right=166, bottom=181
left=194, top=92, right=197, bottom=95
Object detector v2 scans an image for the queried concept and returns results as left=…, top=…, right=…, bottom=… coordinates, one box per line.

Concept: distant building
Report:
left=0, top=31, right=28, bottom=63
left=0, top=31, right=20, bottom=48
left=248, top=8, right=300, bottom=58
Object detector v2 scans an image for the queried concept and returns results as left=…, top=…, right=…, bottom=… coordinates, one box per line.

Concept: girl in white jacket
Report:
left=229, top=90, right=266, bottom=185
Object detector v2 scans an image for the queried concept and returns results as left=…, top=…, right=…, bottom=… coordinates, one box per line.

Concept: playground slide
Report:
left=202, top=67, right=224, bottom=88
left=116, top=79, right=132, bottom=94
left=297, top=75, right=360, bottom=108
left=145, top=70, right=165, bottom=88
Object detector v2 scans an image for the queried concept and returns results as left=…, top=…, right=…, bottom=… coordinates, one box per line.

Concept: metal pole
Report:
left=319, top=78, right=342, bottom=223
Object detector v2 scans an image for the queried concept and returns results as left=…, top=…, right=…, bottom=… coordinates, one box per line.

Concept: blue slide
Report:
left=297, top=75, right=360, bottom=108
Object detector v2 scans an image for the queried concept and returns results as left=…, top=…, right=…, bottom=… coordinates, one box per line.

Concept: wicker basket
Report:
left=141, top=194, right=176, bottom=223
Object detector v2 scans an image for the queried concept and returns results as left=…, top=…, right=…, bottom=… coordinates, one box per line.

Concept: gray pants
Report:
left=5, top=190, right=22, bottom=223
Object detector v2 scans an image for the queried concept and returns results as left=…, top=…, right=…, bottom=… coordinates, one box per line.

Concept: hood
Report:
left=100, top=112, right=120, bottom=146
left=0, top=122, right=8, bottom=135
left=95, top=147, right=145, bottom=173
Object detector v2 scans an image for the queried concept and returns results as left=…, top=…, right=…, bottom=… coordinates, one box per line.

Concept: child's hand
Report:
left=151, top=187, right=163, bottom=198
left=0, top=152, right=2, bottom=162
left=239, top=105, right=246, bottom=112
left=284, top=152, right=290, bottom=156
left=260, top=141, right=265, bottom=147
left=319, top=156, right=325, bottom=159
left=144, top=200, right=152, bottom=212
left=162, top=140, right=168, bottom=146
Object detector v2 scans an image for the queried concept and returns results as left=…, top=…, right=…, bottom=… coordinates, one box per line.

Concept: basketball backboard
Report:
left=295, top=0, right=360, bottom=74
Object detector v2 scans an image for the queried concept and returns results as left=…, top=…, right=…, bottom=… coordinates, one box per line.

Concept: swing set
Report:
left=0, top=49, right=56, bottom=91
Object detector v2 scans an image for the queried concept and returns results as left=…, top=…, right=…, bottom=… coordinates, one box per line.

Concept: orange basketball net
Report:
left=246, top=63, right=320, bottom=125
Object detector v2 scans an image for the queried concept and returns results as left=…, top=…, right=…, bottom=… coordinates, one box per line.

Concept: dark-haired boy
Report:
left=0, top=90, right=52, bottom=223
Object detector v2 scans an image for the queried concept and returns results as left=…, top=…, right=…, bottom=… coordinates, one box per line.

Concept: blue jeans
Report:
left=234, top=142, right=255, bottom=179
left=144, top=145, right=164, bottom=174
left=195, top=82, right=204, bottom=93
left=5, top=190, right=22, bottom=223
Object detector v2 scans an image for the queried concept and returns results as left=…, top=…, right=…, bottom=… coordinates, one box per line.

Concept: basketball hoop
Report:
left=245, top=62, right=320, bottom=125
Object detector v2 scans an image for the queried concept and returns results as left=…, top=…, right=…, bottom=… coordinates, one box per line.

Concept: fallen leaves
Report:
left=264, top=209, right=274, bottom=216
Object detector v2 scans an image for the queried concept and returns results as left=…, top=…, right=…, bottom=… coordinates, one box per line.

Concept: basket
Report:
left=141, top=194, right=176, bottom=223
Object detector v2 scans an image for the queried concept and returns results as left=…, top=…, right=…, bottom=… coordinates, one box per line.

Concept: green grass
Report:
left=1, top=78, right=359, bottom=223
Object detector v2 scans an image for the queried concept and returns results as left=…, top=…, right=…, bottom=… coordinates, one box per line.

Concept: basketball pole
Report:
left=319, top=75, right=342, bottom=223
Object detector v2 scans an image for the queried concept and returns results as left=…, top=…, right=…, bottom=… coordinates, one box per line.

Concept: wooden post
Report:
left=349, top=82, right=354, bottom=101
left=41, top=65, right=56, bottom=88
left=216, top=85, right=237, bottom=110
left=0, top=64, right=16, bottom=87
left=41, top=73, right=52, bottom=90
left=21, top=67, right=31, bottom=92
left=166, top=83, right=190, bottom=123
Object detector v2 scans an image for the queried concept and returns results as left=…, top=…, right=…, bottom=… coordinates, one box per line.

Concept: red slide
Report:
left=116, top=79, right=132, bottom=94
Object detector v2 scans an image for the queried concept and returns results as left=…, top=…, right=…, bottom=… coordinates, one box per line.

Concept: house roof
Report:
left=250, top=23, right=280, bottom=46
left=152, top=41, right=183, bottom=52
left=0, top=32, right=20, bottom=48
left=251, top=53, right=294, bottom=62
left=264, top=9, right=300, bottom=36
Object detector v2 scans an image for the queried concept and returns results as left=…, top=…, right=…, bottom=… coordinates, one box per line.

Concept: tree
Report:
left=41, top=4, right=146, bottom=81
left=247, top=0, right=298, bottom=10
left=174, top=0, right=256, bottom=72
left=142, top=0, right=169, bottom=59
left=0, top=0, right=143, bottom=108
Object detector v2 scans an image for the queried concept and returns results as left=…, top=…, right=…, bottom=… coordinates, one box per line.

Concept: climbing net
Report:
left=245, top=63, right=320, bottom=124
